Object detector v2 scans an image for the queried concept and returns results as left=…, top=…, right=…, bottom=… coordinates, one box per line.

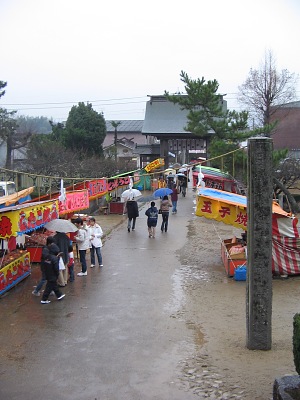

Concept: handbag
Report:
left=158, top=209, right=162, bottom=214
left=59, top=257, right=66, bottom=270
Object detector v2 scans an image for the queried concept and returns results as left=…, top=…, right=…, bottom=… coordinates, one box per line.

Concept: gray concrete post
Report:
left=246, top=137, right=273, bottom=350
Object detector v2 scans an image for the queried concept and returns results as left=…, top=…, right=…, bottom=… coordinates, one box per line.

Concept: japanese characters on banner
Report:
left=87, top=179, right=107, bottom=199
left=0, top=200, right=59, bottom=239
left=0, top=252, right=30, bottom=296
left=59, top=190, right=89, bottom=215
left=68, top=177, right=130, bottom=198
left=195, top=196, right=247, bottom=230
left=107, top=176, right=131, bottom=191
left=144, top=158, right=165, bottom=173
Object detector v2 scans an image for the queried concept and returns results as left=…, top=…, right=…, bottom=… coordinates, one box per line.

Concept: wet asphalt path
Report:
left=0, top=191, right=198, bottom=400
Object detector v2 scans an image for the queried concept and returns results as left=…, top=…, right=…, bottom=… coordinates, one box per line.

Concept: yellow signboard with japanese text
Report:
left=0, top=200, right=59, bottom=238
left=144, top=158, right=165, bottom=173
left=0, top=252, right=31, bottom=295
left=195, top=195, right=247, bottom=230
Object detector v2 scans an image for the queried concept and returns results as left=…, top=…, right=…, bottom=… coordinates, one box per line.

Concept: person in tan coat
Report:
left=160, top=195, right=172, bottom=232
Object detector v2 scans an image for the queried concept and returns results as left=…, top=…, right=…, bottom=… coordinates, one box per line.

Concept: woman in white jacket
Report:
left=74, top=217, right=90, bottom=276
left=88, top=217, right=104, bottom=268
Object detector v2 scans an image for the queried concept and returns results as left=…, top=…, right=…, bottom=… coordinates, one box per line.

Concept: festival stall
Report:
left=0, top=199, right=59, bottom=296
left=195, top=187, right=299, bottom=277
left=192, top=166, right=238, bottom=193
left=26, top=189, right=90, bottom=262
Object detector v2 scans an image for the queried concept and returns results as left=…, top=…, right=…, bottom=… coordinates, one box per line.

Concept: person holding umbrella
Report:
left=125, top=197, right=139, bottom=232
left=53, top=231, right=71, bottom=286
left=160, top=195, right=172, bottom=232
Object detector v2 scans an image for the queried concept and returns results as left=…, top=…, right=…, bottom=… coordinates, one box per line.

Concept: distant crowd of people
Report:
left=125, top=178, right=183, bottom=238
left=32, top=217, right=104, bottom=304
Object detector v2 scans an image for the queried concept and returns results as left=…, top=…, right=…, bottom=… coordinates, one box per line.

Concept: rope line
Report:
left=0, top=146, right=247, bottom=182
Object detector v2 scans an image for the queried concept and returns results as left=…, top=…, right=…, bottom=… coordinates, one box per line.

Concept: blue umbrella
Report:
left=153, top=188, right=173, bottom=198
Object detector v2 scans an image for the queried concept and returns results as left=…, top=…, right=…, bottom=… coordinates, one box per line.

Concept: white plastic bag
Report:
left=58, top=257, right=65, bottom=270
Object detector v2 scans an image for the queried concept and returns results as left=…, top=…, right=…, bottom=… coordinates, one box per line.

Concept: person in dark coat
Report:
left=126, top=198, right=139, bottom=232
left=40, top=237, right=66, bottom=304
left=53, top=231, right=70, bottom=286
left=145, top=201, right=158, bottom=238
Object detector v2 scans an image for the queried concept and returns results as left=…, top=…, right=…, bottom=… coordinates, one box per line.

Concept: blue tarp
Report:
left=198, top=188, right=247, bottom=206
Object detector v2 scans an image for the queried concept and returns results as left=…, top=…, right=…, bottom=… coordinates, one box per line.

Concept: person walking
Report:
left=40, top=237, right=65, bottom=304
left=125, top=198, right=139, bottom=232
left=145, top=201, right=159, bottom=238
left=32, top=252, right=47, bottom=296
left=160, top=195, right=172, bottom=233
left=181, top=176, right=187, bottom=197
left=171, top=183, right=179, bottom=214
left=67, top=244, right=75, bottom=282
left=32, top=236, right=63, bottom=296
left=53, top=231, right=70, bottom=286
left=88, top=217, right=104, bottom=267
left=74, top=217, right=90, bottom=276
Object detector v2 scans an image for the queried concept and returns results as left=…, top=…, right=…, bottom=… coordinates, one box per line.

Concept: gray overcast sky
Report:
left=1, top=0, right=300, bottom=122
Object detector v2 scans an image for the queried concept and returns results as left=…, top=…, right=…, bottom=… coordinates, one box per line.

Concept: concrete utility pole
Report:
left=246, top=137, right=273, bottom=350
left=111, top=121, right=121, bottom=161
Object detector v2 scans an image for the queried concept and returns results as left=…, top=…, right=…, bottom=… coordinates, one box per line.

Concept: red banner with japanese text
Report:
left=59, top=190, right=89, bottom=215
left=107, top=176, right=131, bottom=191
left=87, top=179, right=107, bottom=199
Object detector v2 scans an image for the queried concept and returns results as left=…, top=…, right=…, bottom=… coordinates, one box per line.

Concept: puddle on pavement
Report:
left=164, top=266, right=207, bottom=349
left=186, top=321, right=206, bottom=347
left=164, top=269, right=186, bottom=314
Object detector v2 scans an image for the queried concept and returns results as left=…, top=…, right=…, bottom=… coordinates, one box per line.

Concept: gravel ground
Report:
left=172, top=213, right=300, bottom=399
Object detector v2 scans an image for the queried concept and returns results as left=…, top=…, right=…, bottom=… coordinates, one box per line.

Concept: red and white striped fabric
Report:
left=272, top=215, right=300, bottom=275
left=272, top=215, right=299, bottom=238
left=272, top=236, right=300, bottom=275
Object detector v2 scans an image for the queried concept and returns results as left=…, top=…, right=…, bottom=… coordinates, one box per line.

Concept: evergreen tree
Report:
left=63, top=102, right=106, bottom=156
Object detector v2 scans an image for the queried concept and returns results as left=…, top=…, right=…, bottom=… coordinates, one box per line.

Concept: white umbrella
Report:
left=121, top=188, right=142, bottom=200
left=44, top=219, right=78, bottom=233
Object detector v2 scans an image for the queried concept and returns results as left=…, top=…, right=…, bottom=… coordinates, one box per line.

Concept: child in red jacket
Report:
left=67, top=244, right=75, bottom=282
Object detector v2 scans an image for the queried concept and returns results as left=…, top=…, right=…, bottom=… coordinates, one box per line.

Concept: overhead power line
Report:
left=1, top=96, right=148, bottom=107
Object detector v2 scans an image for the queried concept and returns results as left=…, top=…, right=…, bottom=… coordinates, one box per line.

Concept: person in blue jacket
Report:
left=145, top=201, right=158, bottom=238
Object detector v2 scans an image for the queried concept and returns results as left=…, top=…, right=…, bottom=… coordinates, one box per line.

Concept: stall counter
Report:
left=0, top=251, right=31, bottom=296
left=109, top=201, right=125, bottom=214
